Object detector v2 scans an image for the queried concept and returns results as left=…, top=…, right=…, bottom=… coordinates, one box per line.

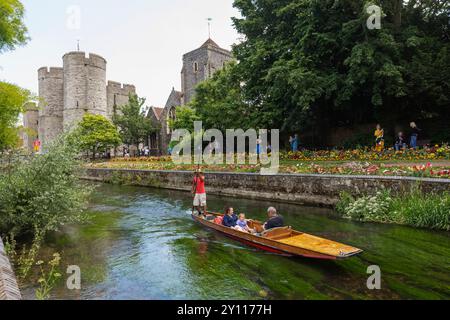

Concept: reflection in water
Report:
left=21, top=184, right=450, bottom=300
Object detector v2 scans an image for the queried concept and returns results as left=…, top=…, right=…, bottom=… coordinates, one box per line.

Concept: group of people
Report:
left=191, top=169, right=284, bottom=235
left=375, top=122, right=422, bottom=152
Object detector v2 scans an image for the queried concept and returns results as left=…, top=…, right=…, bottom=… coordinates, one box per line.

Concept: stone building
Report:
left=147, top=38, right=233, bottom=155
left=25, top=51, right=135, bottom=151
left=21, top=102, right=39, bottom=151
left=24, top=39, right=232, bottom=155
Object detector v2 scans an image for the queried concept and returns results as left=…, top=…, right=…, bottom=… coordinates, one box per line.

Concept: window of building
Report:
left=193, top=61, right=198, bottom=73
left=150, top=133, right=158, bottom=149
left=167, top=107, right=177, bottom=135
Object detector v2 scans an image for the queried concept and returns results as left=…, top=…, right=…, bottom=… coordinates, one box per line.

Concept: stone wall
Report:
left=84, top=169, right=450, bottom=207
left=106, top=81, right=136, bottom=118
left=38, top=67, right=64, bottom=148
left=0, top=238, right=21, bottom=300
left=22, top=103, right=39, bottom=151
left=63, top=52, right=108, bottom=130
left=181, top=41, right=233, bottom=105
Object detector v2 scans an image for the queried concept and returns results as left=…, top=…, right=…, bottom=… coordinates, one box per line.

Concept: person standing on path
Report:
left=410, top=122, right=421, bottom=149
left=292, top=134, right=299, bottom=152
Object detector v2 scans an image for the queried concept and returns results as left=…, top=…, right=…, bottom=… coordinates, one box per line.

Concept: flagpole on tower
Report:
left=77, top=39, right=80, bottom=51
left=207, top=18, right=212, bottom=39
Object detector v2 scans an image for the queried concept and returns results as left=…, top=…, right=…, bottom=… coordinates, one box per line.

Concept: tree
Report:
left=188, top=62, right=251, bottom=131
left=228, top=0, right=450, bottom=146
left=112, top=94, right=155, bottom=148
left=170, top=106, right=200, bottom=132
left=0, top=0, right=31, bottom=151
left=0, top=135, right=90, bottom=238
left=0, top=0, right=29, bottom=54
left=75, top=114, right=121, bottom=159
left=0, top=82, right=32, bottom=151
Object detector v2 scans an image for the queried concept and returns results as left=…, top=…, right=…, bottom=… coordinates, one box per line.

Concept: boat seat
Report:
left=262, top=227, right=292, bottom=239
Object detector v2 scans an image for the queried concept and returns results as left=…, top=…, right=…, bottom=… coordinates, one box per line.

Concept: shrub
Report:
left=336, top=189, right=450, bottom=231
left=0, top=135, right=91, bottom=238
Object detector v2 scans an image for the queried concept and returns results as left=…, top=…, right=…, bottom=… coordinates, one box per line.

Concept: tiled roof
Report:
left=152, top=107, right=164, bottom=120
left=201, top=38, right=220, bottom=49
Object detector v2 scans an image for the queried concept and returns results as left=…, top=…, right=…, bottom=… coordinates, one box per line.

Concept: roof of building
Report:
left=200, top=38, right=221, bottom=49
left=150, top=107, right=164, bottom=120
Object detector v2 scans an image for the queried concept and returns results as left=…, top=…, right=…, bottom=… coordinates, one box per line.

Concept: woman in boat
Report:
left=222, top=207, right=238, bottom=228
left=263, top=207, right=284, bottom=230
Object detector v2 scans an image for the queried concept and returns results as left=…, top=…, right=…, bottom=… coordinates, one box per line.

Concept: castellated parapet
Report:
left=63, top=52, right=108, bottom=130
left=38, top=67, right=64, bottom=148
left=107, top=81, right=136, bottom=116
left=28, top=51, right=136, bottom=151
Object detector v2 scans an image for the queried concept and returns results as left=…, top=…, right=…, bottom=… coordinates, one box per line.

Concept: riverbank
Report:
left=87, top=158, right=450, bottom=179
left=83, top=168, right=450, bottom=207
left=0, top=238, right=21, bottom=300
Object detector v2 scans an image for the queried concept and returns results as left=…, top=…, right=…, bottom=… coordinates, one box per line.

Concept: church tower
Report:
left=181, top=38, right=233, bottom=105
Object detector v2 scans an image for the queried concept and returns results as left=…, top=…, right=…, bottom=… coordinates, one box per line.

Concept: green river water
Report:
left=21, top=183, right=450, bottom=300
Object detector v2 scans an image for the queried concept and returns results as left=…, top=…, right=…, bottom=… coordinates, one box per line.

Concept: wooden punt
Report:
left=192, top=212, right=363, bottom=260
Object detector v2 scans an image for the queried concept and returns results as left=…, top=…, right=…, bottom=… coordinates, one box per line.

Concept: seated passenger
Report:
left=233, top=214, right=254, bottom=233
left=263, top=207, right=284, bottom=231
left=222, top=207, right=238, bottom=228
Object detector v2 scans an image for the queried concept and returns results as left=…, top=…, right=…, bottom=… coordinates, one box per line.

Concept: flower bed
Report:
left=280, top=145, right=450, bottom=162
left=86, top=160, right=450, bottom=179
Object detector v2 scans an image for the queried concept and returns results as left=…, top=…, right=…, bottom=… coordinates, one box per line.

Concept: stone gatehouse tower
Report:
left=34, top=51, right=135, bottom=149
left=147, top=38, right=233, bottom=155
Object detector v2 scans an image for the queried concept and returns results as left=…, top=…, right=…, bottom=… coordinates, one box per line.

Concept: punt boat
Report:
left=192, top=212, right=363, bottom=260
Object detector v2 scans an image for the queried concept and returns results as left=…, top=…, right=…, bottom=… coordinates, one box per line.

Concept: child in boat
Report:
left=233, top=214, right=254, bottom=233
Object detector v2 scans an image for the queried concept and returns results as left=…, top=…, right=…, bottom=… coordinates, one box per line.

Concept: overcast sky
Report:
left=0, top=0, right=241, bottom=108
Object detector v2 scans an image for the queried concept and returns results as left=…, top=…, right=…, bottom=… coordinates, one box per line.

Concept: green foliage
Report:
left=0, top=135, right=91, bottom=238
left=337, top=189, right=450, bottom=230
left=0, top=81, right=32, bottom=151
left=170, top=106, right=200, bottom=132
left=340, top=133, right=377, bottom=149
left=112, top=94, right=155, bottom=146
left=35, top=253, right=62, bottom=300
left=216, top=0, right=450, bottom=142
left=0, top=0, right=29, bottom=54
left=188, top=62, right=250, bottom=131
left=76, top=113, right=121, bottom=158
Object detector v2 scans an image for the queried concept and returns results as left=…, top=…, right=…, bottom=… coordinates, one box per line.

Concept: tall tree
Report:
left=0, top=82, right=31, bottom=151
left=75, top=114, right=121, bottom=159
left=228, top=0, right=450, bottom=145
left=0, top=0, right=29, bottom=53
left=0, top=0, right=30, bottom=151
left=112, top=94, right=156, bottom=148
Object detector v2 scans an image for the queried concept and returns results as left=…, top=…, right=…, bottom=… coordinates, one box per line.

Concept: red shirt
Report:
left=193, top=176, right=205, bottom=194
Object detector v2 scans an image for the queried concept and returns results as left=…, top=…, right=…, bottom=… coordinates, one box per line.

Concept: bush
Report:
left=0, top=135, right=91, bottom=238
left=337, top=190, right=450, bottom=231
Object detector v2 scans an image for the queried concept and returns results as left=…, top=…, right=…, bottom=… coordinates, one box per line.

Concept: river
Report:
left=21, top=183, right=450, bottom=300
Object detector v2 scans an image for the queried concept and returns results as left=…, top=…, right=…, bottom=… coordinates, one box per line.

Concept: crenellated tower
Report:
left=31, top=51, right=136, bottom=151
left=38, top=67, right=64, bottom=148
left=63, top=52, right=108, bottom=130
left=106, top=81, right=136, bottom=117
